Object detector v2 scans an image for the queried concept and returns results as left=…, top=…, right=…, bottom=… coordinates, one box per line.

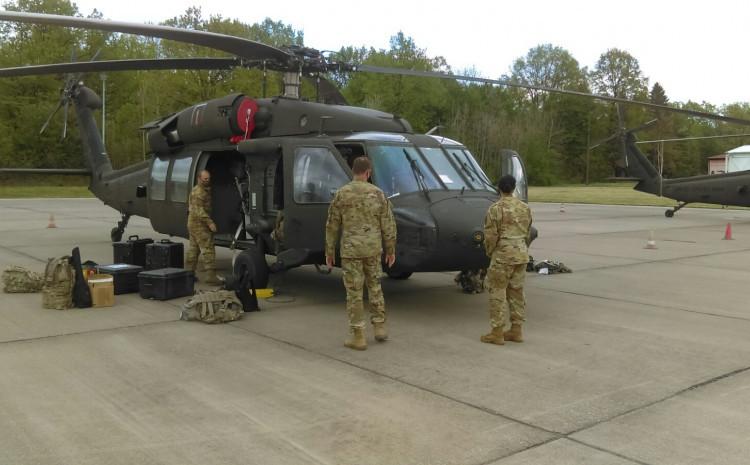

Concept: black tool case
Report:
left=113, top=235, right=154, bottom=267
left=146, top=239, right=184, bottom=270
left=96, top=264, right=144, bottom=295
left=138, top=268, right=194, bottom=300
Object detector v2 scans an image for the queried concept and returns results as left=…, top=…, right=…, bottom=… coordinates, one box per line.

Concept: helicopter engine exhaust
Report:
left=146, top=94, right=258, bottom=152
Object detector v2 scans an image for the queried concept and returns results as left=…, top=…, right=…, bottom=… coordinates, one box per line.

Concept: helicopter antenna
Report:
left=426, top=125, right=444, bottom=135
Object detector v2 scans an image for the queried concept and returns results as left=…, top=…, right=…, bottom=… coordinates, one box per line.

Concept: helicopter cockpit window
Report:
left=367, top=144, right=440, bottom=198
left=169, top=157, right=193, bottom=203
left=444, top=147, right=495, bottom=191
left=418, top=147, right=470, bottom=190
left=293, top=146, right=350, bottom=204
left=150, top=157, right=169, bottom=201
left=511, top=155, right=528, bottom=199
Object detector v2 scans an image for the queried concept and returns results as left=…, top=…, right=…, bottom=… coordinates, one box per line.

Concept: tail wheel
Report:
left=233, top=245, right=269, bottom=289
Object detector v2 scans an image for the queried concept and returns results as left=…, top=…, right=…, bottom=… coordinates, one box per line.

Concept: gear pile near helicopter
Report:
left=1, top=10, right=749, bottom=299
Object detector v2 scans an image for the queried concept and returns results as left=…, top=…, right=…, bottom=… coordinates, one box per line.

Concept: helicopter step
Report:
left=665, top=202, right=689, bottom=218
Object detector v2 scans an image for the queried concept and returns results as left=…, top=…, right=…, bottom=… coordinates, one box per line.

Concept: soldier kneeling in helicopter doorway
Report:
left=326, top=157, right=397, bottom=351
left=481, top=175, right=532, bottom=345
left=186, top=169, right=222, bottom=285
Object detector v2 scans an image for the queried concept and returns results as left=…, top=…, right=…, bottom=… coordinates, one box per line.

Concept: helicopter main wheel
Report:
left=386, top=270, right=412, bottom=280
left=665, top=209, right=675, bottom=218
left=233, top=245, right=270, bottom=289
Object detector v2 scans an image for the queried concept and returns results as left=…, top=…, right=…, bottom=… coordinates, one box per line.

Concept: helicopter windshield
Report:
left=418, top=147, right=471, bottom=191
left=443, top=147, right=496, bottom=192
left=367, top=144, right=441, bottom=197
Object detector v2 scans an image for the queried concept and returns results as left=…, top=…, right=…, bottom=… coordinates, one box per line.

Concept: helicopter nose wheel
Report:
left=665, top=210, right=674, bottom=218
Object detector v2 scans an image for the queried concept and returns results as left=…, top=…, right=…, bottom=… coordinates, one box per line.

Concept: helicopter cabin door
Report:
left=147, top=152, right=196, bottom=238
left=281, top=139, right=351, bottom=258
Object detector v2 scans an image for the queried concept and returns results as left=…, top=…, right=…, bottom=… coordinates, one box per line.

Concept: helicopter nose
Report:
left=429, top=195, right=494, bottom=270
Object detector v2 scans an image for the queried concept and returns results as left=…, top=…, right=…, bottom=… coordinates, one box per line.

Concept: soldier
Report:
left=326, top=156, right=397, bottom=351
left=481, top=175, right=532, bottom=345
left=186, top=170, right=221, bottom=285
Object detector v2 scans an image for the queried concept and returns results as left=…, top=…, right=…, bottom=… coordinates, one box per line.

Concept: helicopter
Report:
left=1, top=11, right=749, bottom=289
left=590, top=109, right=750, bottom=218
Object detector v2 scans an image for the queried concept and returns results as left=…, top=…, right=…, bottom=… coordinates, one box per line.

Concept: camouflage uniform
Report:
left=325, top=180, right=397, bottom=329
left=484, top=195, right=532, bottom=329
left=186, top=184, right=216, bottom=274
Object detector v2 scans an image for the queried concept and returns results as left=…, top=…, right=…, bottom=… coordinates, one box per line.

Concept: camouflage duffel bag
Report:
left=42, top=256, right=75, bottom=310
left=2, top=266, right=44, bottom=293
left=180, top=290, right=243, bottom=324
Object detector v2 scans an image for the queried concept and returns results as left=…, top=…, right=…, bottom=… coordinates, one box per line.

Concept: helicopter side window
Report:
left=293, top=146, right=350, bottom=204
left=150, top=157, right=170, bottom=201
left=169, top=156, right=193, bottom=203
left=419, top=147, right=470, bottom=190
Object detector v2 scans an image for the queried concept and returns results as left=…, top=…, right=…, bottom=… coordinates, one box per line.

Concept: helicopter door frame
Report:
left=281, top=138, right=352, bottom=259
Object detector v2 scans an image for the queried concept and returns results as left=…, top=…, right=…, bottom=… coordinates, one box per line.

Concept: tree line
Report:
left=1, top=0, right=749, bottom=185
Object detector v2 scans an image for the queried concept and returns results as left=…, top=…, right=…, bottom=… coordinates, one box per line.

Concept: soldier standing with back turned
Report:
left=186, top=169, right=222, bottom=286
left=481, top=175, right=532, bottom=345
left=326, top=157, right=397, bottom=351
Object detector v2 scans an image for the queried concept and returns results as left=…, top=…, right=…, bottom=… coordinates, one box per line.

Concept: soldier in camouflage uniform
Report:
left=186, top=170, right=221, bottom=285
left=325, top=156, right=397, bottom=351
left=481, top=175, right=532, bottom=345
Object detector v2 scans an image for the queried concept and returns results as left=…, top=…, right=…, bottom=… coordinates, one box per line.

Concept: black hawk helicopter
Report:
left=1, top=11, right=749, bottom=288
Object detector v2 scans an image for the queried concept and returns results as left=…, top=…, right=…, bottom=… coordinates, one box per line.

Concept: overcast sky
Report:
left=67, top=0, right=748, bottom=106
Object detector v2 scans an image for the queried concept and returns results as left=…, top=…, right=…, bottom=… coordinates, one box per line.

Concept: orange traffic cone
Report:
left=46, top=213, right=57, bottom=229
left=723, top=222, right=733, bottom=240
left=644, top=230, right=657, bottom=249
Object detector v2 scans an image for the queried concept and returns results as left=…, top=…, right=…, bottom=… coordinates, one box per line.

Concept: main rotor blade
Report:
left=0, top=11, right=290, bottom=62
left=0, top=58, right=242, bottom=77
left=357, top=64, right=750, bottom=127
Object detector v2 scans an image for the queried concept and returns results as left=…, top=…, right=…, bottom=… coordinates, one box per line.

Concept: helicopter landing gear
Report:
left=231, top=245, right=270, bottom=312
left=110, top=213, right=131, bottom=242
left=665, top=202, right=688, bottom=218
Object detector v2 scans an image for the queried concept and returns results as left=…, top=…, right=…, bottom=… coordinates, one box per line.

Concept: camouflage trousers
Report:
left=186, top=225, right=216, bottom=272
left=487, top=261, right=527, bottom=329
left=341, top=256, right=386, bottom=329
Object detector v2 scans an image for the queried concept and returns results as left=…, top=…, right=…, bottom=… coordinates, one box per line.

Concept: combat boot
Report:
left=480, top=326, right=505, bottom=345
left=344, top=327, right=367, bottom=351
left=373, top=322, right=388, bottom=342
left=504, top=323, right=523, bottom=343
left=204, top=269, right=223, bottom=286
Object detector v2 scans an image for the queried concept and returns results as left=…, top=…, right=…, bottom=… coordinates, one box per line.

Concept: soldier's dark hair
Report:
left=352, top=156, right=372, bottom=175
left=498, top=175, right=516, bottom=194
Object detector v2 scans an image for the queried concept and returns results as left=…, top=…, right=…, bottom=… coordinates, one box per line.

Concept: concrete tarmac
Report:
left=1, top=198, right=750, bottom=465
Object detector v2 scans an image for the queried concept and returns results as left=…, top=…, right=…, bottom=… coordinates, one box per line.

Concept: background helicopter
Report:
left=591, top=106, right=750, bottom=217
left=1, top=10, right=749, bottom=288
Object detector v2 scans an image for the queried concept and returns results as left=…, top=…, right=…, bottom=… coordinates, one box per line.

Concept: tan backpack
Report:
left=2, top=266, right=44, bottom=293
left=180, top=290, right=243, bottom=324
left=42, top=256, right=75, bottom=310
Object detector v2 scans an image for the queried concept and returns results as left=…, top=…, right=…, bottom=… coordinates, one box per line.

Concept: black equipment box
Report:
left=138, top=268, right=194, bottom=300
left=145, top=239, right=184, bottom=270
left=113, top=235, right=154, bottom=267
left=96, top=264, right=144, bottom=295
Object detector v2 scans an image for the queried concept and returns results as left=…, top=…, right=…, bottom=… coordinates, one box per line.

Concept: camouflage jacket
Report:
left=483, top=195, right=532, bottom=265
left=188, top=184, right=214, bottom=229
left=325, top=180, right=397, bottom=259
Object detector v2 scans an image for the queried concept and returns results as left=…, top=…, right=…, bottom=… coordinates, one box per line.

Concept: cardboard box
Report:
left=88, top=274, right=114, bottom=308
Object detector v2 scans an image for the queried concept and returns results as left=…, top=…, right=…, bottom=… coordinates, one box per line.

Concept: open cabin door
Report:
left=147, top=152, right=198, bottom=238
left=281, top=138, right=351, bottom=260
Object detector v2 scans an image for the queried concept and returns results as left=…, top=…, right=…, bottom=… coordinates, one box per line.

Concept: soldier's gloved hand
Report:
left=208, top=222, right=217, bottom=233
